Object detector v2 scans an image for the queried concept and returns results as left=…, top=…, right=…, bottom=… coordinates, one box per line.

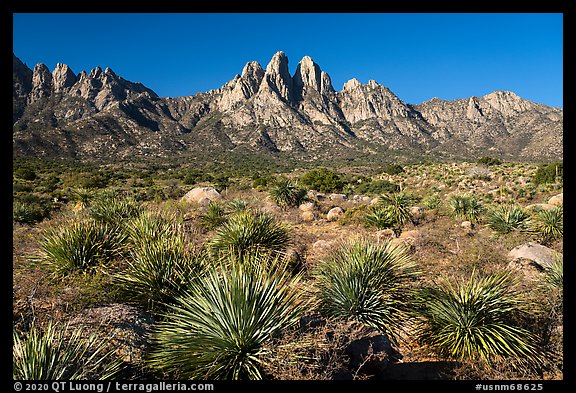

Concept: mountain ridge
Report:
left=12, top=51, right=563, bottom=162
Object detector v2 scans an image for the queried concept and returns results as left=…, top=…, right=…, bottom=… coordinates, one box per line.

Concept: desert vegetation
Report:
left=12, top=156, right=563, bottom=380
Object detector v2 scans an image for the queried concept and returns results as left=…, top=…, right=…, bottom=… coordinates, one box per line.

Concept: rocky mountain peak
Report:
left=483, top=90, right=533, bottom=115
left=293, top=55, right=323, bottom=99
left=90, top=66, right=103, bottom=79
left=29, top=63, right=53, bottom=103
left=343, top=78, right=362, bottom=91
left=260, top=50, right=293, bottom=103
left=52, top=63, right=77, bottom=93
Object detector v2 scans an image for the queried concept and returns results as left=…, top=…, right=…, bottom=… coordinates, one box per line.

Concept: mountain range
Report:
left=12, top=51, right=563, bottom=162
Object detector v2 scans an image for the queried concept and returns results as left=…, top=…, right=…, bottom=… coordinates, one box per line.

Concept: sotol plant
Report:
left=485, top=204, right=530, bottom=234
left=13, top=321, right=121, bottom=380
left=314, top=240, right=419, bottom=342
left=114, top=235, right=203, bottom=312
left=268, top=179, right=307, bottom=209
left=529, top=206, right=563, bottom=243
left=209, top=211, right=290, bottom=258
left=415, top=271, right=540, bottom=364
left=39, top=219, right=122, bottom=276
left=147, top=251, right=306, bottom=380
left=447, top=194, right=483, bottom=223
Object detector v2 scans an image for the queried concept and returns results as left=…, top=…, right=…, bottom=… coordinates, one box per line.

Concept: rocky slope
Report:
left=12, top=52, right=563, bottom=162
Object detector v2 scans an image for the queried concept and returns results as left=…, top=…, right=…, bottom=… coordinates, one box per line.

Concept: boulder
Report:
left=461, top=221, right=473, bottom=230
left=345, top=333, right=401, bottom=377
left=525, top=203, right=556, bottom=211
left=299, top=202, right=316, bottom=212
left=375, top=229, right=396, bottom=242
left=327, top=206, right=344, bottom=221
left=548, top=193, right=563, bottom=207
left=197, top=197, right=212, bottom=207
left=329, top=193, right=347, bottom=202
left=507, top=242, right=562, bottom=271
left=301, top=211, right=317, bottom=222
left=410, top=206, right=425, bottom=220
left=181, top=187, right=221, bottom=204
left=312, top=239, right=333, bottom=251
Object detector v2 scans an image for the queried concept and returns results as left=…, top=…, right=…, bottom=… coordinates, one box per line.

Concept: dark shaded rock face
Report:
left=13, top=51, right=562, bottom=162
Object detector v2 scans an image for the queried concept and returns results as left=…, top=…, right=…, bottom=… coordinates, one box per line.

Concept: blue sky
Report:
left=13, top=13, right=563, bottom=108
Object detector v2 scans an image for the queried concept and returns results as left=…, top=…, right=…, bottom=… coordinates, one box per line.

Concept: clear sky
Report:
left=12, top=13, right=563, bottom=108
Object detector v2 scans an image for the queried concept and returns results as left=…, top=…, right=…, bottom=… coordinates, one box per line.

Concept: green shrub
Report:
left=227, top=199, right=249, bottom=212
left=382, top=164, right=405, bottom=175
left=485, top=204, right=530, bottom=234
left=422, top=194, right=441, bottom=209
left=415, top=271, right=539, bottom=364
left=14, top=167, right=37, bottom=181
left=355, top=179, right=400, bottom=196
left=533, top=162, right=562, bottom=185
left=125, top=211, right=178, bottom=249
left=147, top=251, right=305, bottom=379
left=13, top=201, right=49, bottom=224
left=13, top=321, right=121, bottom=380
left=314, top=240, right=419, bottom=341
left=209, top=211, right=289, bottom=258
left=477, top=157, right=502, bottom=166
left=269, top=179, right=307, bottom=208
left=299, top=168, right=344, bottom=193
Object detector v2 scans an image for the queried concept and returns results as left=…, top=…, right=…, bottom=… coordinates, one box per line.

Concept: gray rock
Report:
left=508, top=242, right=562, bottom=271
left=181, top=187, right=221, bottom=204
left=301, top=211, right=317, bottom=221
left=345, top=334, right=402, bottom=377
left=327, top=206, right=344, bottom=221
left=548, top=193, right=563, bottom=206
left=329, top=193, right=347, bottom=202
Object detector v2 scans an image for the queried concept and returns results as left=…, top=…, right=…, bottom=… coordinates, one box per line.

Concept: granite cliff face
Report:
left=12, top=52, right=563, bottom=162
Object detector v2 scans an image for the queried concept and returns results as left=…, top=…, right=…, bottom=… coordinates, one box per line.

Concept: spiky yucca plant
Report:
left=114, top=236, right=202, bottom=311
left=377, top=192, right=416, bottom=226
left=125, top=211, right=179, bottom=249
left=198, top=202, right=229, bottom=230
left=147, top=251, right=306, bottom=380
left=269, top=179, right=307, bottom=209
left=13, top=321, right=121, bottom=380
left=89, top=196, right=141, bottom=228
left=486, top=204, right=530, bottom=234
left=209, top=211, right=290, bottom=258
left=39, top=219, right=121, bottom=276
left=542, top=257, right=563, bottom=291
left=314, top=240, right=419, bottom=341
left=364, top=208, right=395, bottom=229
left=447, top=194, right=483, bottom=223
left=416, top=272, right=539, bottom=364
left=529, top=206, right=563, bottom=243
left=227, top=199, right=249, bottom=212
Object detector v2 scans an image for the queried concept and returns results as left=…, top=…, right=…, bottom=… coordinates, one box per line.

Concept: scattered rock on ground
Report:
left=329, top=193, right=347, bottom=202
left=301, top=211, right=317, bottom=222
left=327, top=206, right=345, bottom=221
